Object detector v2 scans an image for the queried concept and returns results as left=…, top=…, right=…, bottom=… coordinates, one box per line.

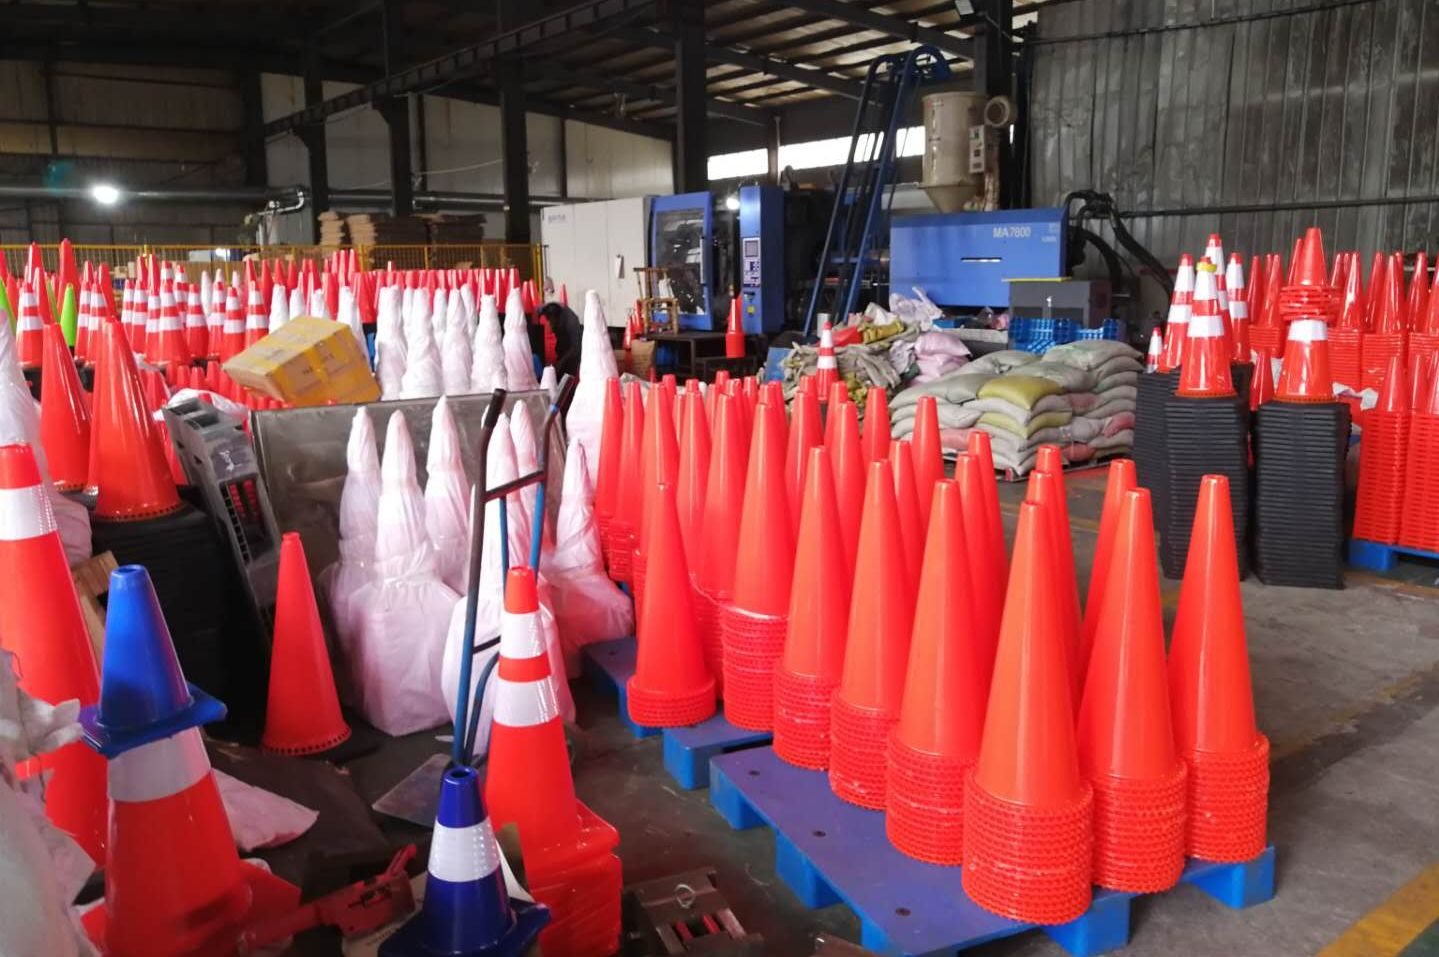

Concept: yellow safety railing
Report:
left=0, top=243, right=544, bottom=285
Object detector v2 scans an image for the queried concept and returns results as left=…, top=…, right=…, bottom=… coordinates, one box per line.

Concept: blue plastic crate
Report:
left=1075, top=318, right=1124, bottom=342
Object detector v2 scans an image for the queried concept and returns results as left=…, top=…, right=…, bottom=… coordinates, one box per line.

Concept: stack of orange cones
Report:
left=487, top=567, right=622, bottom=956
left=886, top=480, right=986, bottom=864
left=16, top=283, right=44, bottom=370
left=630, top=383, right=678, bottom=612
left=148, top=288, right=191, bottom=369
left=1168, top=476, right=1269, bottom=863
left=1409, top=251, right=1430, bottom=324
left=629, top=482, right=716, bottom=726
left=1248, top=254, right=1285, bottom=356
left=1398, top=356, right=1439, bottom=553
left=593, top=377, right=624, bottom=564
left=1158, top=254, right=1194, bottom=372
left=829, top=461, right=913, bottom=809
left=909, top=395, right=943, bottom=525
left=1329, top=250, right=1365, bottom=390
left=261, top=533, right=351, bottom=754
left=1250, top=347, right=1274, bottom=411
left=1362, top=251, right=1408, bottom=392
left=721, top=397, right=794, bottom=730
left=0, top=443, right=108, bottom=863
left=1353, top=356, right=1410, bottom=545
left=954, top=452, right=1003, bottom=677
left=1025, top=468, right=1080, bottom=694
left=1278, top=227, right=1338, bottom=328
left=38, top=323, right=90, bottom=492
left=774, top=447, right=849, bottom=769
left=1077, top=488, right=1187, bottom=892
left=784, top=383, right=822, bottom=536
left=862, top=386, right=891, bottom=462
left=89, top=320, right=182, bottom=522
left=606, top=381, right=646, bottom=582
left=1080, top=459, right=1138, bottom=679
left=1413, top=269, right=1439, bottom=361
left=888, top=439, right=924, bottom=586
left=826, top=397, right=865, bottom=575
left=962, top=500, right=1092, bottom=924
left=1177, top=260, right=1235, bottom=398
left=694, top=392, right=748, bottom=693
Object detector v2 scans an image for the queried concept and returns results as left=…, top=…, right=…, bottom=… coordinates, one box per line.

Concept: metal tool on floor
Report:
left=622, top=868, right=764, bottom=956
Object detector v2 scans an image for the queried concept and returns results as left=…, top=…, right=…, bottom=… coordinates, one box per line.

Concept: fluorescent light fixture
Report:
left=724, top=194, right=740, bottom=211
left=90, top=183, right=121, bottom=205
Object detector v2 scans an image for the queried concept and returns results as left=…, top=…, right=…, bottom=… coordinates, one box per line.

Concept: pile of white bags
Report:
left=470, top=294, right=508, bottom=393
left=321, top=407, right=382, bottom=672
left=501, top=288, right=538, bottom=390
left=424, top=397, right=472, bottom=594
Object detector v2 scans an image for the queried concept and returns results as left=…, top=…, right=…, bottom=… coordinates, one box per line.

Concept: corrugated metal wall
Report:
left=1029, top=0, right=1439, bottom=267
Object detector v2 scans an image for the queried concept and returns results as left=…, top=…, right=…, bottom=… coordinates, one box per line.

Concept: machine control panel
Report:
left=741, top=237, right=762, bottom=286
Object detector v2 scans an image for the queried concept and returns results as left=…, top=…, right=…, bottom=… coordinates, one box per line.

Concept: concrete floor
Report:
left=337, top=463, right=1439, bottom=956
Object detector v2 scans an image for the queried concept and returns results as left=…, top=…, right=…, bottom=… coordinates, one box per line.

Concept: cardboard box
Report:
left=223, top=317, right=379, bottom=407
left=629, top=339, right=656, bottom=380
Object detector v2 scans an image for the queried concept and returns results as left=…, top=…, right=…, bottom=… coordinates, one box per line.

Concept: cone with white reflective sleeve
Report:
left=380, top=766, right=549, bottom=957
left=815, top=322, right=838, bottom=396
left=79, top=564, right=299, bottom=957
left=1159, top=255, right=1195, bottom=372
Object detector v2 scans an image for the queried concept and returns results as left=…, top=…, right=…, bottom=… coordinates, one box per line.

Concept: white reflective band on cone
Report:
left=429, top=820, right=503, bottom=883
left=1288, top=318, right=1328, bottom=342
left=1165, top=303, right=1190, bottom=325
left=1230, top=301, right=1248, bottom=320
left=0, top=485, right=57, bottom=541
left=499, top=608, right=546, bottom=659
left=493, top=677, right=560, bottom=728
left=817, top=355, right=838, bottom=370
left=1188, top=313, right=1225, bottom=338
left=109, top=728, right=211, bottom=802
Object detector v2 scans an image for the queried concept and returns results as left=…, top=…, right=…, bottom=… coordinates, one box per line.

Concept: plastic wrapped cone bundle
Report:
left=1276, top=318, right=1334, bottom=402
left=889, top=440, right=924, bottom=586
left=722, top=398, right=794, bottom=730
left=607, top=381, right=646, bottom=581
left=909, top=395, right=943, bottom=524
left=90, top=321, right=181, bottom=522
left=774, top=447, right=849, bottom=769
left=262, top=533, right=351, bottom=755
left=1076, top=490, right=1186, bottom=892
left=38, top=324, right=90, bottom=491
left=675, top=388, right=711, bottom=574
left=80, top=565, right=299, bottom=956
left=862, top=386, right=891, bottom=462
left=627, top=483, right=716, bottom=727
left=1168, top=475, right=1269, bottom=862
left=0, top=443, right=107, bottom=862
left=1025, top=470, right=1080, bottom=695
left=826, top=398, right=864, bottom=575
left=694, top=393, right=747, bottom=690
left=829, top=461, right=914, bottom=809
left=1081, top=459, right=1137, bottom=677
left=886, top=480, right=986, bottom=865
left=380, top=766, right=549, bottom=957
left=1374, top=252, right=1407, bottom=334
left=1177, top=263, right=1235, bottom=397
left=784, top=385, right=822, bottom=536
left=1159, top=255, right=1194, bottom=372
left=962, top=501, right=1092, bottom=925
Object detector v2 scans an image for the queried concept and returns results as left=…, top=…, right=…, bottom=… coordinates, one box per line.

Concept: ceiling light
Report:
left=90, top=183, right=121, bottom=206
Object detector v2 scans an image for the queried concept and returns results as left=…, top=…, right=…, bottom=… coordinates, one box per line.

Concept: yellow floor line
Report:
left=1316, top=861, right=1439, bottom=957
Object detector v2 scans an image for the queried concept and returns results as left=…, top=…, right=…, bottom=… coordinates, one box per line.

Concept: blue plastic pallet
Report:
left=709, top=747, right=1275, bottom=957
left=579, top=637, right=660, bottom=739
left=1348, top=538, right=1439, bottom=573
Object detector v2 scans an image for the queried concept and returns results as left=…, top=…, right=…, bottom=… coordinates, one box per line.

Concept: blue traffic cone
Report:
left=79, top=565, right=226, bottom=757
left=382, top=766, right=550, bottom=957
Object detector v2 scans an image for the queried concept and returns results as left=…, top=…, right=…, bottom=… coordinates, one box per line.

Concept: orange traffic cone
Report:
left=1168, top=475, right=1268, bottom=863
left=1275, top=318, right=1334, bottom=402
left=631, top=383, right=678, bottom=612
left=1080, top=458, right=1137, bottom=676
left=184, top=285, right=208, bottom=367
left=1353, top=355, right=1410, bottom=544
left=149, top=287, right=191, bottom=369
left=862, top=386, right=891, bottom=462
left=80, top=566, right=299, bottom=957
left=889, top=439, right=924, bottom=586
left=725, top=297, right=745, bottom=359
left=784, top=384, right=822, bottom=537
left=1250, top=349, right=1275, bottom=411
left=954, top=452, right=1002, bottom=684
left=1146, top=327, right=1162, bottom=372
left=486, top=567, right=621, bottom=956
left=628, top=483, right=716, bottom=726
left=909, top=395, right=943, bottom=525
left=1177, top=260, right=1235, bottom=398
left=1409, top=251, right=1430, bottom=325
left=15, top=283, right=44, bottom=370
left=261, top=533, right=351, bottom=755
left=594, top=377, right=624, bottom=563
left=1226, top=254, right=1251, bottom=364
left=607, top=381, right=646, bottom=582
left=774, top=446, right=848, bottom=769
left=966, top=431, right=1007, bottom=599
left=722, top=397, right=794, bottom=730
left=243, top=282, right=268, bottom=348
left=90, top=320, right=181, bottom=521
left=0, top=444, right=107, bottom=863
left=694, top=392, right=748, bottom=693
left=815, top=322, right=838, bottom=395
left=826, top=397, right=864, bottom=575
left=1076, top=489, right=1186, bottom=892
left=886, top=479, right=986, bottom=865
left=962, top=500, right=1092, bottom=925
left=1026, top=468, right=1080, bottom=696
left=829, top=460, right=914, bottom=809
left=219, top=287, right=245, bottom=362
left=1159, top=254, right=1195, bottom=372
left=39, top=323, right=90, bottom=491
left=675, top=385, right=711, bottom=574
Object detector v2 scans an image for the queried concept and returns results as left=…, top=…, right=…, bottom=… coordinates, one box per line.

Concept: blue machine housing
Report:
left=739, top=185, right=784, bottom=334
left=649, top=191, right=714, bottom=330
left=889, top=207, right=1067, bottom=309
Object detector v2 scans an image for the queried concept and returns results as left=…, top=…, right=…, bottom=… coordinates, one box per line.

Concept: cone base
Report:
left=626, top=676, right=716, bottom=728
left=261, top=721, right=353, bottom=757
left=962, top=776, right=1094, bottom=926
left=83, top=860, right=300, bottom=957
left=828, top=695, right=896, bottom=810
left=93, top=499, right=185, bottom=524
left=1186, top=735, right=1270, bottom=863
left=886, top=736, right=972, bottom=865
left=380, top=896, right=549, bottom=957
left=692, top=584, right=725, bottom=697
left=773, top=669, right=837, bottom=770
left=721, top=605, right=787, bottom=731
left=1091, top=763, right=1187, bottom=893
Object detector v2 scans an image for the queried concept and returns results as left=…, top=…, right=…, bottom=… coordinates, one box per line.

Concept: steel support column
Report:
left=972, top=0, right=1018, bottom=207
left=671, top=0, right=706, bottom=193
left=499, top=56, right=530, bottom=243
left=239, top=70, right=268, bottom=188
left=376, top=96, right=414, bottom=217
left=300, top=47, right=330, bottom=214
left=767, top=115, right=781, bottom=184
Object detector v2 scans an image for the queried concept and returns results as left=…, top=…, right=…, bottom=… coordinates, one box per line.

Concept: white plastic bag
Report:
left=425, top=397, right=472, bottom=593
left=441, top=310, right=474, bottom=396
left=470, top=294, right=508, bottom=393
left=213, top=770, right=318, bottom=852
left=322, top=407, right=381, bottom=668
left=375, top=285, right=406, bottom=399
left=288, top=284, right=304, bottom=322
left=349, top=412, right=457, bottom=736
left=400, top=308, right=443, bottom=399
left=501, top=288, right=538, bottom=390
left=541, top=442, right=634, bottom=676
left=308, top=287, right=331, bottom=321
left=565, top=289, right=620, bottom=492
left=337, top=283, right=366, bottom=358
